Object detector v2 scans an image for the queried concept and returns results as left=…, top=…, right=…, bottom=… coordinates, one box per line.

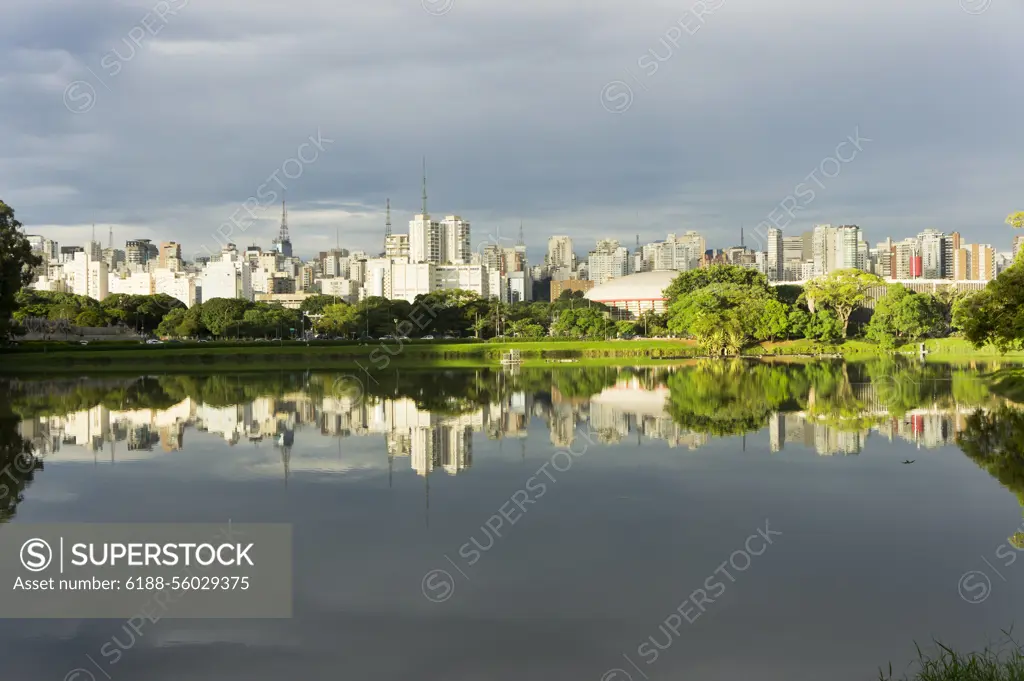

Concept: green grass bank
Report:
left=2, top=336, right=1022, bottom=375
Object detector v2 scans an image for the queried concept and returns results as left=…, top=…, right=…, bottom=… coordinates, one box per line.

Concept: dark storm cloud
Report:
left=1, top=0, right=1021, bottom=259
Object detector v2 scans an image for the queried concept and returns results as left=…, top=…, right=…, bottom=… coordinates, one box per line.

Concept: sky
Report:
left=2, top=0, right=1022, bottom=262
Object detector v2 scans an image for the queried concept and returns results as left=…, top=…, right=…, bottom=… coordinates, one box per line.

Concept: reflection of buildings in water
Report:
left=18, top=374, right=985, bottom=475
left=586, top=379, right=709, bottom=449
left=770, top=408, right=968, bottom=456
left=21, top=398, right=196, bottom=462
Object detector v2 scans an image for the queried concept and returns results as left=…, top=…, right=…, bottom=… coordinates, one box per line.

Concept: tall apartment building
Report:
left=676, top=231, right=706, bottom=259
left=547, top=236, right=575, bottom=269
left=439, top=216, right=471, bottom=264
left=385, top=234, right=410, bottom=259
left=766, top=228, right=783, bottom=281
left=409, top=213, right=440, bottom=263
left=126, top=239, right=158, bottom=268
left=199, top=247, right=252, bottom=302
left=588, top=239, right=630, bottom=285
left=650, top=234, right=700, bottom=272
left=158, top=241, right=183, bottom=271
left=954, top=244, right=995, bottom=281
left=890, top=238, right=921, bottom=279
left=26, top=235, right=59, bottom=261
left=916, top=229, right=947, bottom=280
left=782, top=236, right=804, bottom=262
left=321, top=248, right=351, bottom=278
left=835, top=225, right=861, bottom=270
left=812, top=224, right=836, bottom=275
left=66, top=251, right=108, bottom=301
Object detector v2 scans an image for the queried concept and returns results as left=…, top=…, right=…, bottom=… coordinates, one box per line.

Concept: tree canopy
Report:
left=0, top=201, right=42, bottom=342
left=803, top=269, right=884, bottom=337
left=956, top=262, right=1024, bottom=352
left=865, top=284, right=942, bottom=350
left=663, top=264, right=771, bottom=306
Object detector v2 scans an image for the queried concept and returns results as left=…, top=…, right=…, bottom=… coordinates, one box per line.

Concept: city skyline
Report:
left=3, top=1, right=1021, bottom=262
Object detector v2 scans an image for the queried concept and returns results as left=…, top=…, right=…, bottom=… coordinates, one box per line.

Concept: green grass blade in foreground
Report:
left=879, top=635, right=1024, bottom=681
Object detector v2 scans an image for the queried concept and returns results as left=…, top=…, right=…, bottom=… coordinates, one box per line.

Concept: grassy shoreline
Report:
left=2, top=336, right=1023, bottom=374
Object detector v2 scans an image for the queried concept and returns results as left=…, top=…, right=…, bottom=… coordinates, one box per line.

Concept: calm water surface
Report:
left=1, top=360, right=1023, bottom=680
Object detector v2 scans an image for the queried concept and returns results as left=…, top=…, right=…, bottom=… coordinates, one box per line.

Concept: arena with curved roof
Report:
left=583, top=270, right=678, bottom=319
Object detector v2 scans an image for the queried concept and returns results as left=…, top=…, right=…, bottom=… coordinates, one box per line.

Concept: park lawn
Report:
left=0, top=338, right=704, bottom=374
left=4, top=336, right=1022, bottom=375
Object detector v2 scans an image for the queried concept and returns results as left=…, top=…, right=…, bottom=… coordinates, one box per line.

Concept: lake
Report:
left=1, top=359, right=1022, bottom=680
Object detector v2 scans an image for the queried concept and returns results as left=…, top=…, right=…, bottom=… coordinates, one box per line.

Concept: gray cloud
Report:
left=1, top=0, right=1022, bottom=261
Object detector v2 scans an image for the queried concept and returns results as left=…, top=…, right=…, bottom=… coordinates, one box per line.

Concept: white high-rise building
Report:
left=677, top=231, right=706, bottom=259
left=385, top=235, right=409, bottom=259
left=391, top=262, right=434, bottom=302
left=199, top=247, right=252, bottom=302
left=439, top=216, right=471, bottom=264
left=435, top=264, right=488, bottom=298
left=649, top=233, right=701, bottom=271
left=322, top=249, right=351, bottom=278
left=812, top=224, right=837, bottom=275
left=588, top=240, right=630, bottom=285
left=917, top=229, right=946, bottom=280
left=153, top=268, right=196, bottom=307
left=767, top=228, right=783, bottom=281
left=547, top=236, right=575, bottom=269
left=66, top=251, right=108, bottom=301
left=834, top=225, right=861, bottom=270
left=505, top=270, right=531, bottom=303
left=409, top=214, right=440, bottom=263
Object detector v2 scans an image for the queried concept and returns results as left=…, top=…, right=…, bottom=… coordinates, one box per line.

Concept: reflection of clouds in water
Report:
left=22, top=488, right=81, bottom=505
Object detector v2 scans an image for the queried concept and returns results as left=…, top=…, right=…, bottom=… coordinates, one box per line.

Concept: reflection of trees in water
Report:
left=957, top=405, right=1024, bottom=544
left=665, top=360, right=813, bottom=436
left=663, top=359, right=1001, bottom=437
left=958, top=407, right=1024, bottom=508
left=0, top=402, right=43, bottom=522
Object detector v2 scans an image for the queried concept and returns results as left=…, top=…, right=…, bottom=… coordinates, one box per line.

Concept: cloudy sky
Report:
left=2, top=0, right=1021, bottom=262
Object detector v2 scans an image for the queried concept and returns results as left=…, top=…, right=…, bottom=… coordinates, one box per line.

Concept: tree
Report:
left=637, top=310, right=668, bottom=337
left=667, top=283, right=774, bottom=352
left=956, top=262, right=1024, bottom=352
left=803, top=269, right=884, bottom=338
left=198, top=298, right=252, bottom=337
left=0, top=201, right=42, bottom=341
left=300, top=294, right=341, bottom=315
left=865, top=284, right=942, bottom=350
left=787, top=308, right=810, bottom=339
left=74, top=308, right=108, bottom=328
left=1007, top=211, right=1024, bottom=230
left=551, top=308, right=615, bottom=339
left=157, top=308, right=188, bottom=338
left=315, top=303, right=361, bottom=337
left=507, top=319, right=545, bottom=338
left=805, top=310, right=843, bottom=342
left=663, top=264, right=771, bottom=306
left=615, top=320, right=639, bottom=338
left=753, top=299, right=790, bottom=342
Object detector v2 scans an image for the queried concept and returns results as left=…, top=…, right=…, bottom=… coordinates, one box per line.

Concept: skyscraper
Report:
left=812, top=224, right=837, bottom=275
left=547, top=236, right=574, bottom=269
left=273, top=199, right=293, bottom=258
left=767, top=228, right=783, bottom=281
left=587, top=239, right=629, bottom=285
left=835, top=225, right=860, bottom=270
left=917, top=229, right=946, bottom=279
left=440, top=216, right=471, bottom=264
